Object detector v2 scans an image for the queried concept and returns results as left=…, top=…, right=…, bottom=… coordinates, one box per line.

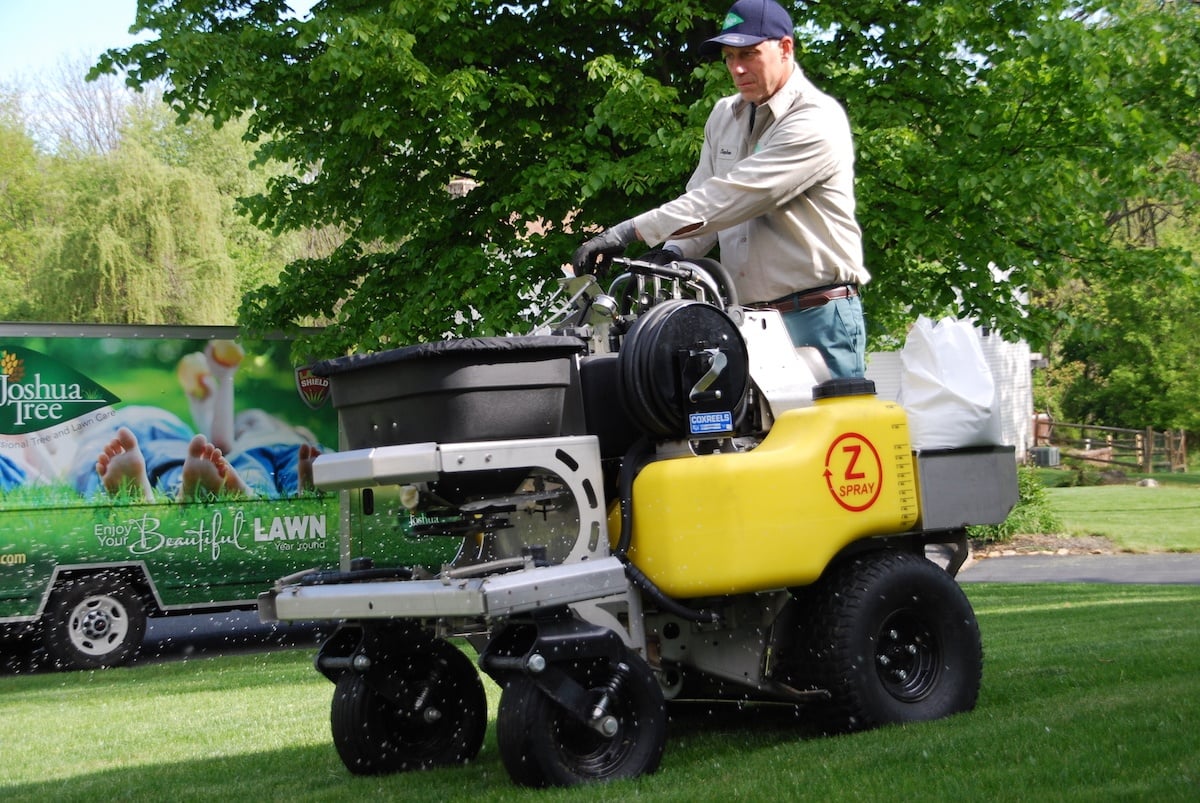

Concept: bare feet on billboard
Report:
left=297, top=443, right=320, bottom=492
left=96, top=427, right=156, bottom=501
left=180, top=434, right=254, bottom=500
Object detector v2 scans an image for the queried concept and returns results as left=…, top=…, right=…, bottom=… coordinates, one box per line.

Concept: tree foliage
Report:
left=1, top=60, right=325, bottom=327
left=99, top=0, right=719, bottom=354
left=34, top=140, right=240, bottom=325
left=1051, top=151, right=1200, bottom=432
left=122, top=97, right=325, bottom=299
left=96, top=0, right=1200, bottom=359
left=0, top=92, right=44, bottom=318
left=1056, top=265, right=1200, bottom=432
left=818, top=0, right=1200, bottom=342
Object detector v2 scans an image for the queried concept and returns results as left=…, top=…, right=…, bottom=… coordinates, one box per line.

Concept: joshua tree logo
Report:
left=0, top=347, right=120, bottom=435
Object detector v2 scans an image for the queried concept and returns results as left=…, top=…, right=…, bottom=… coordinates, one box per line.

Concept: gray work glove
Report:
left=571, top=219, right=637, bottom=275
left=639, top=245, right=683, bottom=265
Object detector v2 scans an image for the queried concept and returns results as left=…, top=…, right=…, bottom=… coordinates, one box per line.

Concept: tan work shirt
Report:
left=633, top=66, right=868, bottom=305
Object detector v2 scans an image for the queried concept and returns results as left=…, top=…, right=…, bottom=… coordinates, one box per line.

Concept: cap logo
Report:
left=721, top=12, right=745, bottom=30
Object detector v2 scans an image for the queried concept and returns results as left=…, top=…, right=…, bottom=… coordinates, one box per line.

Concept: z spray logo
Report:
left=0, top=347, right=120, bottom=434
left=824, top=432, right=884, bottom=512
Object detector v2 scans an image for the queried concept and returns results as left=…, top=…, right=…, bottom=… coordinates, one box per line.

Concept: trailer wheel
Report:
left=330, top=638, right=486, bottom=775
left=43, top=574, right=147, bottom=670
left=807, top=550, right=982, bottom=732
left=496, top=650, right=666, bottom=787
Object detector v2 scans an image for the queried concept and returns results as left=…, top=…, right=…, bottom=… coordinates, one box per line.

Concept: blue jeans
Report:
left=781, top=295, right=865, bottom=379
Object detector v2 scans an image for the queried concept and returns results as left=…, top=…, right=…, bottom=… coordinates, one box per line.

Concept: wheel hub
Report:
left=875, top=610, right=940, bottom=702
left=69, top=596, right=128, bottom=656
left=81, top=608, right=112, bottom=639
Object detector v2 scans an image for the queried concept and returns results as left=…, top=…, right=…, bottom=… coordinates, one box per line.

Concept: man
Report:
left=571, top=0, right=868, bottom=378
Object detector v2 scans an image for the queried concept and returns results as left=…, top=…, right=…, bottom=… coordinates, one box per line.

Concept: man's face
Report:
left=721, top=37, right=793, bottom=105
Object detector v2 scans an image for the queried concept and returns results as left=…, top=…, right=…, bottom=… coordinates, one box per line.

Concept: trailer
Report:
left=0, top=324, right=457, bottom=670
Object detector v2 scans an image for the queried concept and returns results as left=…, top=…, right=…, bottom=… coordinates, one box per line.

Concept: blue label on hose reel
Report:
left=689, top=411, right=733, bottom=435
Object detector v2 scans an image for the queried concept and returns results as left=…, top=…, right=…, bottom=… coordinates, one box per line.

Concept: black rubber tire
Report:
left=804, top=550, right=982, bottom=732
left=330, top=638, right=487, bottom=775
left=1, top=622, right=45, bottom=673
left=42, top=574, right=147, bottom=670
left=495, top=651, right=667, bottom=787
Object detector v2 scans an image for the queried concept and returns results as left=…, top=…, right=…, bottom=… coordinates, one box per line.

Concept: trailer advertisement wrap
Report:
left=0, top=325, right=454, bottom=670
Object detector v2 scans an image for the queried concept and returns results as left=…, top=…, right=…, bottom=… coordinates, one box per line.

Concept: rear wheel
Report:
left=330, top=637, right=486, bottom=775
left=799, top=550, right=982, bottom=732
left=43, top=574, right=147, bottom=670
left=496, top=650, right=666, bottom=787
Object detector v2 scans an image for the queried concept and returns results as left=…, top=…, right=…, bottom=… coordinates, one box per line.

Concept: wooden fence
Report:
left=1032, top=415, right=1188, bottom=473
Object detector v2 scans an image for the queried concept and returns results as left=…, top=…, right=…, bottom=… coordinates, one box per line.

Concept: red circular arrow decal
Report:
left=824, top=432, right=883, bottom=512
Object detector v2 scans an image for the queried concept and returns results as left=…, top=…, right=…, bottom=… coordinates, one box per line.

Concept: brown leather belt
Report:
left=751, top=284, right=858, bottom=313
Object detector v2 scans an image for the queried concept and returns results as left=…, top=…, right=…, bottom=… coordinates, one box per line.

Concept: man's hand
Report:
left=639, top=245, right=683, bottom=265
left=571, top=220, right=637, bottom=275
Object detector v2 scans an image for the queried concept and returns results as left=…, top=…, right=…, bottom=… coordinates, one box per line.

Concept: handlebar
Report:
left=607, top=256, right=739, bottom=311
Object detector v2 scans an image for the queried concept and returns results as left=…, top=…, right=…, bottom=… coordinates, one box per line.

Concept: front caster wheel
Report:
left=496, top=649, right=667, bottom=787
left=330, top=637, right=486, bottom=775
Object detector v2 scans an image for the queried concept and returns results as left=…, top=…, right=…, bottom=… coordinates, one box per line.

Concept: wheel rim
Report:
left=67, top=595, right=129, bottom=657
left=553, top=687, right=637, bottom=778
left=386, top=671, right=462, bottom=758
left=331, top=638, right=487, bottom=773
left=376, top=653, right=481, bottom=762
left=874, top=609, right=941, bottom=702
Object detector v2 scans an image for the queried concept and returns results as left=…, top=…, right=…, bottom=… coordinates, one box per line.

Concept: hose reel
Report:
left=617, top=299, right=749, bottom=441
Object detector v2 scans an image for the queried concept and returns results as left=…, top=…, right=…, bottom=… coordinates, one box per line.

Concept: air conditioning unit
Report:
left=1030, top=446, right=1061, bottom=467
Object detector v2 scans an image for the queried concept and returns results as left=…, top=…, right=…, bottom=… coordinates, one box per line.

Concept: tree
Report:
left=1048, top=149, right=1200, bottom=432
left=0, top=90, right=44, bottom=319
left=120, top=96, right=326, bottom=299
left=809, top=0, right=1200, bottom=343
left=99, top=0, right=717, bottom=354
left=1055, top=264, right=1200, bottom=432
left=34, top=140, right=240, bottom=325
left=96, top=0, right=1200, bottom=358
left=2, top=69, right=317, bottom=326
left=27, top=53, right=155, bottom=156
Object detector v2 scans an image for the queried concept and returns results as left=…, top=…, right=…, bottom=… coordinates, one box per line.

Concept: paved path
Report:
left=149, top=555, right=1200, bottom=666
left=958, top=553, right=1200, bottom=584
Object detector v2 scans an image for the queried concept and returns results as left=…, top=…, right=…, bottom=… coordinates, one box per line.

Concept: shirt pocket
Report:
left=714, top=138, right=740, bottom=171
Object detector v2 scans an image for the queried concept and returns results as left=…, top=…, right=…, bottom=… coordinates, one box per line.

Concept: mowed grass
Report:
left=2, top=583, right=1198, bottom=802
left=1046, top=484, right=1200, bottom=552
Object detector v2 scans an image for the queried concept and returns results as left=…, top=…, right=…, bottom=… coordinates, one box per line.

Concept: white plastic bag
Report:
left=897, top=316, right=1003, bottom=450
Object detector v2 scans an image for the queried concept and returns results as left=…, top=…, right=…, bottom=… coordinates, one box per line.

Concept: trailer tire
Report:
left=806, top=550, right=982, bottom=732
left=496, top=650, right=666, bottom=787
left=330, top=638, right=486, bottom=775
left=43, top=574, right=147, bottom=670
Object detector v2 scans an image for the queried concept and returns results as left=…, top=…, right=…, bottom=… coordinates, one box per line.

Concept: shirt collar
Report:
left=734, top=65, right=807, bottom=121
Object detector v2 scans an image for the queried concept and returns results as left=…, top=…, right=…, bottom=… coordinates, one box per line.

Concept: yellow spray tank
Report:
left=618, top=380, right=919, bottom=598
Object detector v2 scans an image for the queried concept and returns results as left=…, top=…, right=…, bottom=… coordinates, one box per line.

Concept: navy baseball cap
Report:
left=699, top=0, right=795, bottom=57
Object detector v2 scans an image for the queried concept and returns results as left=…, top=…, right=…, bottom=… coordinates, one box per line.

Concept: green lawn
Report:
left=2, top=583, right=1198, bottom=801
left=1046, top=484, right=1200, bottom=552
